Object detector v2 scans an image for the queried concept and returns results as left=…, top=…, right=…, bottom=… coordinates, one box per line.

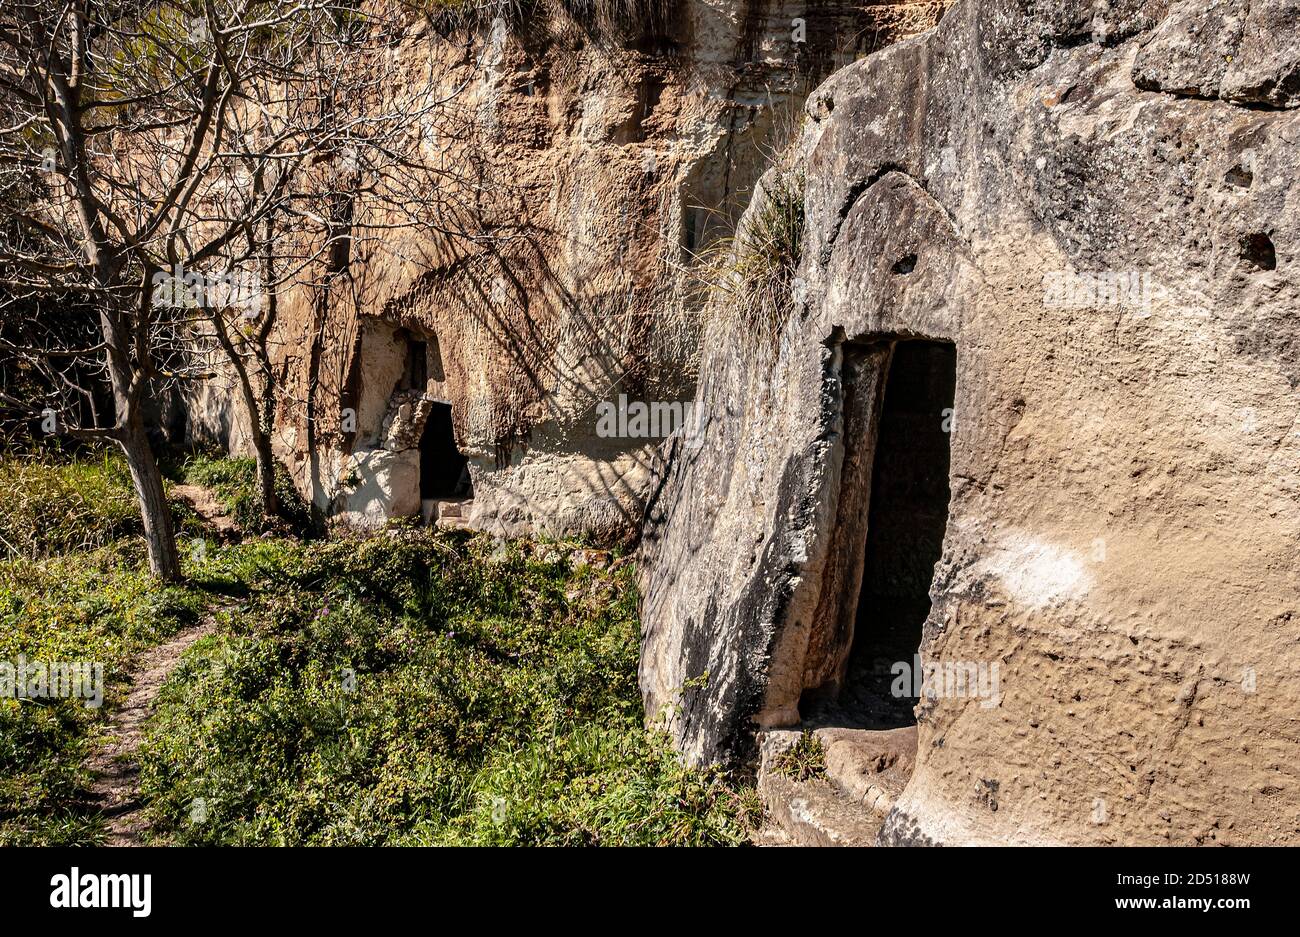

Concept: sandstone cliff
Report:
left=186, top=1, right=946, bottom=542
left=640, top=0, right=1300, bottom=845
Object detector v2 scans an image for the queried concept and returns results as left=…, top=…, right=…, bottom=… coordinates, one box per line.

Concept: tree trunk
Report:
left=231, top=359, right=279, bottom=521
left=210, top=291, right=280, bottom=524
left=119, top=415, right=181, bottom=581
left=251, top=422, right=279, bottom=518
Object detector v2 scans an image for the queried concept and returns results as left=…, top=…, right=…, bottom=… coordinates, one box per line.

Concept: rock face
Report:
left=186, top=1, right=947, bottom=543
left=1134, top=0, right=1300, bottom=108
left=640, top=0, right=1300, bottom=845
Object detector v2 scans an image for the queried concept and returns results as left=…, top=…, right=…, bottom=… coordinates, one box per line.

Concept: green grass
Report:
left=771, top=731, right=826, bottom=783
left=704, top=169, right=806, bottom=350
left=175, top=451, right=316, bottom=535
left=0, top=451, right=142, bottom=559
left=0, top=448, right=226, bottom=844
left=138, top=532, right=757, bottom=845
left=0, top=544, right=205, bottom=845
left=0, top=449, right=759, bottom=846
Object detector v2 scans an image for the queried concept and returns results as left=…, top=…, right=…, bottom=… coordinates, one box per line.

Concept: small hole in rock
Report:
left=1225, top=165, right=1253, bottom=188
left=1240, top=232, right=1277, bottom=271
left=892, top=254, right=917, bottom=275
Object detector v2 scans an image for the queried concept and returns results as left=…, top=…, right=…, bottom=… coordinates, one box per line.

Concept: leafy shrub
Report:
left=179, top=452, right=316, bottom=536
left=0, top=452, right=141, bottom=558
left=0, top=700, right=101, bottom=846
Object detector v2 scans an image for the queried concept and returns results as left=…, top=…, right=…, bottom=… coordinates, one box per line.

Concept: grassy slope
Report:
left=140, top=534, right=756, bottom=845
left=0, top=451, right=757, bottom=846
left=0, top=452, right=207, bottom=845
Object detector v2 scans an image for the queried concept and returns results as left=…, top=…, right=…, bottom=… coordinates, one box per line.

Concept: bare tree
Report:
left=0, top=0, right=487, bottom=573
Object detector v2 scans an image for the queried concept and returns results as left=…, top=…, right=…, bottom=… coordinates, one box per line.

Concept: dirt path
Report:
left=86, top=617, right=217, bottom=846
left=170, top=483, right=240, bottom=534
left=85, top=482, right=236, bottom=846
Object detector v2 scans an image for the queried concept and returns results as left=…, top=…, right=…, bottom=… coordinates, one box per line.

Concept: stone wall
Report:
left=186, top=0, right=947, bottom=542
left=639, top=0, right=1300, bottom=845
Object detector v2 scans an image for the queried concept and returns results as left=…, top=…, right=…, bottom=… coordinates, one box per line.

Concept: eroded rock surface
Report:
left=640, top=0, right=1300, bottom=845
left=1134, top=0, right=1300, bottom=108
left=187, top=1, right=947, bottom=542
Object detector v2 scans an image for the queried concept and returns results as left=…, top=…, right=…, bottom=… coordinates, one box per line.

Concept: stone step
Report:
left=422, top=498, right=473, bottom=527
left=756, top=770, right=887, bottom=846
left=816, top=725, right=916, bottom=814
left=755, top=725, right=917, bottom=847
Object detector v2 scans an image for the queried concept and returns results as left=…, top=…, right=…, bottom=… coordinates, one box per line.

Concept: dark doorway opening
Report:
left=806, top=339, right=956, bottom=730
left=419, top=402, right=472, bottom=501
left=846, top=340, right=955, bottom=726
left=401, top=332, right=427, bottom=391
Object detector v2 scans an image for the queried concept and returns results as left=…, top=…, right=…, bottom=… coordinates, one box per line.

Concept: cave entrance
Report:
left=401, top=331, right=471, bottom=525
left=419, top=402, right=472, bottom=511
left=843, top=340, right=955, bottom=727
left=803, top=339, right=956, bottom=731
left=758, top=340, right=956, bottom=836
